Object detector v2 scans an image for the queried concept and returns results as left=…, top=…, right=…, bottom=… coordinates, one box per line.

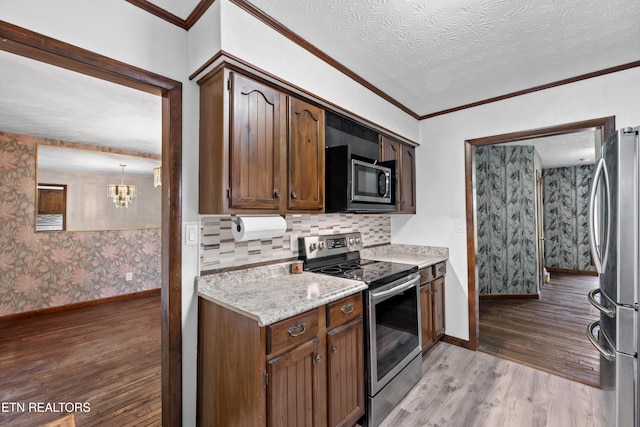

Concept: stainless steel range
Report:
left=300, top=232, right=422, bottom=427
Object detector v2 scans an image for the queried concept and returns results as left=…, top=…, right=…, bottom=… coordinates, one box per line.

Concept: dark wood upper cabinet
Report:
left=230, top=72, right=286, bottom=210
left=400, top=143, right=417, bottom=213
left=288, top=97, right=324, bottom=211
left=380, top=135, right=417, bottom=214
left=199, top=66, right=325, bottom=214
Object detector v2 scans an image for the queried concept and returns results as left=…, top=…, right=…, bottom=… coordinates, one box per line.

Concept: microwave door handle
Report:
left=588, top=158, right=611, bottom=273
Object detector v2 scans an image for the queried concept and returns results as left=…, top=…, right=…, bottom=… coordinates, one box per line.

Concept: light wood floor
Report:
left=0, top=293, right=161, bottom=427
left=479, top=272, right=600, bottom=387
left=380, top=341, right=605, bottom=427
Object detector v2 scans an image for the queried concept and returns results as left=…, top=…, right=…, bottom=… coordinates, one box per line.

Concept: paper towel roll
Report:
left=231, top=215, right=287, bottom=242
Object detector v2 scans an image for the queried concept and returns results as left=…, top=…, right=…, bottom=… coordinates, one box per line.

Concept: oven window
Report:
left=374, top=287, right=419, bottom=381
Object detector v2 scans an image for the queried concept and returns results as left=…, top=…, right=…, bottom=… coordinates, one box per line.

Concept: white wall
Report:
left=38, top=169, right=161, bottom=230
left=392, top=66, right=640, bottom=341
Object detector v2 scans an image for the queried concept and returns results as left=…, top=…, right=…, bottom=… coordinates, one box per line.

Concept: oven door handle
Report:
left=370, top=276, right=419, bottom=301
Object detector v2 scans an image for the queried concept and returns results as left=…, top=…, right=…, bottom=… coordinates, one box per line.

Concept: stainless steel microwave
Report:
left=325, top=145, right=396, bottom=213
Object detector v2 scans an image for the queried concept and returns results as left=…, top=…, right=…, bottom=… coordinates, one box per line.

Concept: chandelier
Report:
left=107, top=164, right=137, bottom=208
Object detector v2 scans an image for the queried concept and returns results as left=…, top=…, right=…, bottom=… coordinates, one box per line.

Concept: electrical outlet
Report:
left=125, top=272, right=133, bottom=281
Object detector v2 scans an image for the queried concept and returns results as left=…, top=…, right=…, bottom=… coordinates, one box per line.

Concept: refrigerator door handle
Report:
left=586, top=320, right=615, bottom=362
left=587, top=158, right=611, bottom=274
left=587, top=288, right=615, bottom=318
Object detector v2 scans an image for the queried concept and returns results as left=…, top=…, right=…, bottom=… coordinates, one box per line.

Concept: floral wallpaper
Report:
left=475, top=145, right=540, bottom=296
left=0, top=132, right=161, bottom=316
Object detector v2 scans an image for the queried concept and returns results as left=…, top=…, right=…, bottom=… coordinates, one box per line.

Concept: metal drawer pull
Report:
left=340, top=303, right=354, bottom=314
left=287, top=322, right=306, bottom=337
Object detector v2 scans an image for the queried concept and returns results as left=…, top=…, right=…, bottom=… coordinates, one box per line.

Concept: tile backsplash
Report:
left=200, top=214, right=391, bottom=273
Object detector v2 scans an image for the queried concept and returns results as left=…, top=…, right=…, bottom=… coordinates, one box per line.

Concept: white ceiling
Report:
left=503, top=130, right=598, bottom=169
left=0, top=50, right=162, bottom=156
left=37, top=145, right=161, bottom=176
left=2, top=1, right=637, bottom=169
left=242, top=0, right=640, bottom=117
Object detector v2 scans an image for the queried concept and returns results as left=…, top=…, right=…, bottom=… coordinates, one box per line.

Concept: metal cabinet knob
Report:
left=274, top=189, right=281, bottom=197
left=291, top=191, right=297, bottom=199
left=331, top=346, right=337, bottom=354
left=315, top=354, right=322, bottom=363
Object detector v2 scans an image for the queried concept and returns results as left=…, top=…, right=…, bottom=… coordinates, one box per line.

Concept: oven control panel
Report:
left=299, top=232, right=363, bottom=260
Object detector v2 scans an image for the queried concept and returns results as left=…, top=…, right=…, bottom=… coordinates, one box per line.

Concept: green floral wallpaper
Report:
left=0, top=132, right=161, bottom=316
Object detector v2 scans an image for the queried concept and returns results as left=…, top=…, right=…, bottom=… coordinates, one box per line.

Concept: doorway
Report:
left=463, top=116, right=615, bottom=379
left=0, top=22, right=182, bottom=426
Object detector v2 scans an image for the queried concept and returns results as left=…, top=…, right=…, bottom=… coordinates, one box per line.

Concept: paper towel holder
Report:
left=231, top=214, right=285, bottom=232
left=230, top=215, right=288, bottom=242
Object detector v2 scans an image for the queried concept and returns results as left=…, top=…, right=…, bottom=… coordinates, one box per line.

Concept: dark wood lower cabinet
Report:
left=420, top=262, right=446, bottom=354
left=327, top=318, right=365, bottom=427
left=198, top=293, right=364, bottom=427
left=268, top=337, right=324, bottom=427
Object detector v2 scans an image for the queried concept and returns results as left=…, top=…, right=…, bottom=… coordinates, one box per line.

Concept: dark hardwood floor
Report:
left=0, top=293, right=161, bottom=426
left=479, top=272, right=600, bottom=387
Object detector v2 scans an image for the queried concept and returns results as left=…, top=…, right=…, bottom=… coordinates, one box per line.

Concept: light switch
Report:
left=185, top=222, right=199, bottom=246
left=455, top=220, right=465, bottom=233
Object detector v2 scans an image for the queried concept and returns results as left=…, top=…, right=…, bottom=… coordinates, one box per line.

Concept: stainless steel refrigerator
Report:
left=587, top=126, right=639, bottom=427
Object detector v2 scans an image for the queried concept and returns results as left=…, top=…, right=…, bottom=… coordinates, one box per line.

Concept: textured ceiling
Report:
left=146, top=0, right=201, bottom=19
left=2, top=1, right=634, bottom=170
left=0, top=50, right=162, bottom=156
left=244, top=0, right=640, bottom=117
left=503, top=130, right=598, bottom=169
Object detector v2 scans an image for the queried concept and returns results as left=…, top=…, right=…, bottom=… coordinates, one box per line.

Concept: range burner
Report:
left=301, top=233, right=418, bottom=288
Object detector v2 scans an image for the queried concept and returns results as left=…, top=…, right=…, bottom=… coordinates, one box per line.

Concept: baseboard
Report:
left=545, top=267, right=598, bottom=276
left=479, top=293, right=539, bottom=300
left=0, top=288, right=160, bottom=323
left=442, top=335, right=471, bottom=349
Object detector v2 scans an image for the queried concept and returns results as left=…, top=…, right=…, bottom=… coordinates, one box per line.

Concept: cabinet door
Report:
left=400, top=144, right=416, bottom=213
left=230, top=72, right=285, bottom=209
left=267, top=337, right=323, bottom=427
left=432, top=277, right=446, bottom=340
left=420, top=284, right=435, bottom=353
left=380, top=135, right=400, bottom=164
left=38, top=187, right=66, bottom=214
left=288, top=97, right=325, bottom=211
left=327, top=318, right=365, bottom=427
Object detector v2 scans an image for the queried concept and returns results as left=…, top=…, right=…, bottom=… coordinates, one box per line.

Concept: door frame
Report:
left=0, top=20, right=183, bottom=426
left=463, top=116, right=615, bottom=350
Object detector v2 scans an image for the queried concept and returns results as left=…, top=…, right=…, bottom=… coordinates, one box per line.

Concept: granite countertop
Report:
left=197, top=262, right=367, bottom=327
left=360, top=244, right=449, bottom=270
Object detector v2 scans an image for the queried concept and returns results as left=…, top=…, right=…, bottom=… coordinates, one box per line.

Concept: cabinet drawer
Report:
left=327, top=293, right=362, bottom=330
left=267, top=308, right=319, bottom=356
left=420, top=266, right=435, bottom=285
left=434, top=262, right=446, bottom=279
